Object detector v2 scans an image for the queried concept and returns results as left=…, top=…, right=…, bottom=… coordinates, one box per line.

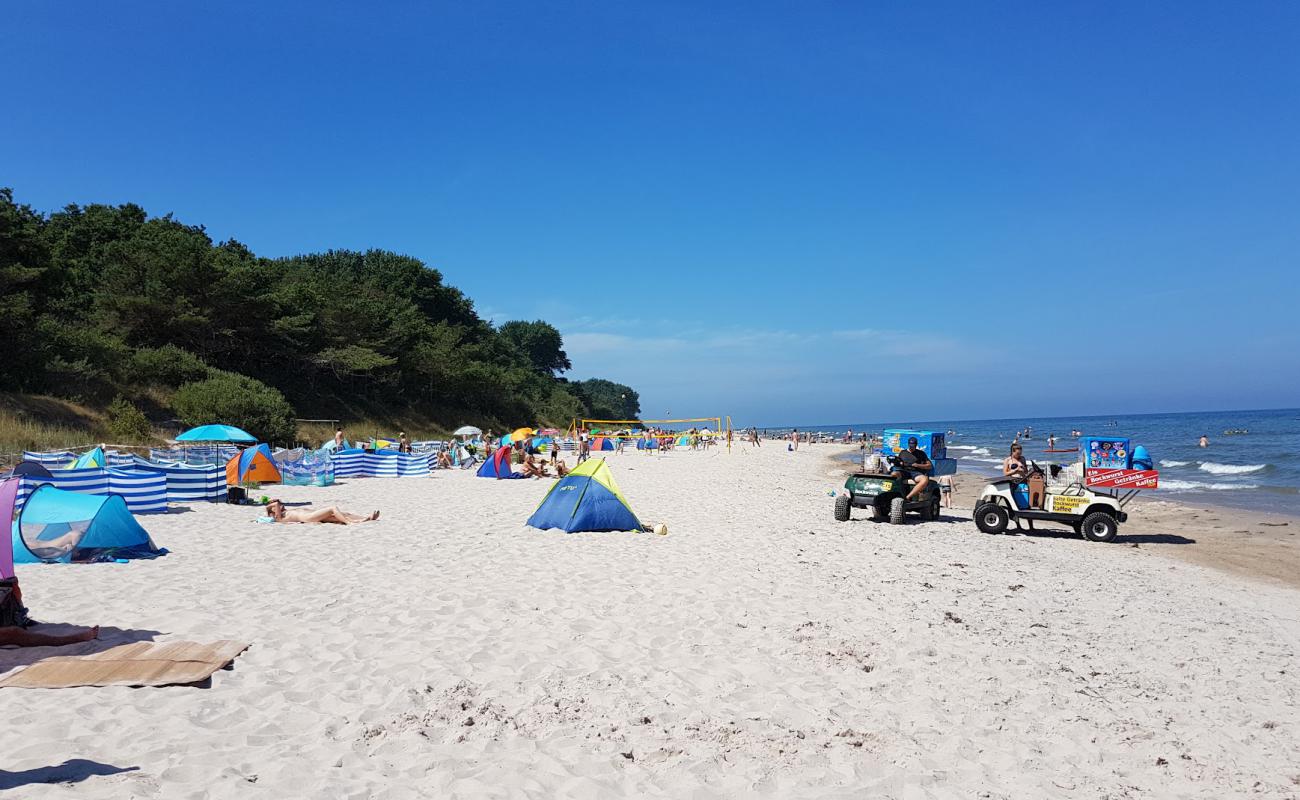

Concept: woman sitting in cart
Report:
left=1002, top=443, right=1028, bottom=481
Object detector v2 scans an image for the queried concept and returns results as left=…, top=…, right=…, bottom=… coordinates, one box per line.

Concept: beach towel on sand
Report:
left=0, top=640, right=250, bottom=689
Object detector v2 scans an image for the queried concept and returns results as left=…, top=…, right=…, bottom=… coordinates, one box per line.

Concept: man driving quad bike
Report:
left=892, top=437, right=933, bottom=499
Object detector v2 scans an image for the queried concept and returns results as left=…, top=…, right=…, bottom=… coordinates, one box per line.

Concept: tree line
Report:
left=0, top=188, right=640, bottom=441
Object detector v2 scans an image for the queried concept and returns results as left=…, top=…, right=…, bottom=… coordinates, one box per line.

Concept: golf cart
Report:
left=972, top=436, right=1158, bottom=542
left=834, top=455, right=942, bottom=524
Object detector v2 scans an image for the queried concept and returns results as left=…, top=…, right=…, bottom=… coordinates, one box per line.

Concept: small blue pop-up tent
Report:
left=67, top=447, right=107, bottom=470
left=11, top=483, right=162, bottom=564
left=476, top=446, right=524, bottom=479
left=526, top=458, right=642, bottom=533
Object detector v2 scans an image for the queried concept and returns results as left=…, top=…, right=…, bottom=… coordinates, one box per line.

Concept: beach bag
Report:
left=0, top=578, right=31, bottom=628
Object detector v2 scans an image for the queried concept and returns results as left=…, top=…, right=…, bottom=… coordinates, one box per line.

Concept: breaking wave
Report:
left=1199, top=462, right=1267, bottom=475
left=1159, top=460, right=1190, bottom=467
left=1161, top=479, right=1259, bottom=491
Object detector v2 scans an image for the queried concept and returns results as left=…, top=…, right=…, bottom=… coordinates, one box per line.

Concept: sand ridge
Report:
left=1, top=443, right=1297, bottom=798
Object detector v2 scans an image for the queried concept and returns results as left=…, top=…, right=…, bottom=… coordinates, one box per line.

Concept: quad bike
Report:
left=834, top=457, right=942, bottom=524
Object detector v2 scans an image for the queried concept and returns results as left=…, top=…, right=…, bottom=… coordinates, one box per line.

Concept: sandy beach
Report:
left=3, top=443, right=1299, bottom=798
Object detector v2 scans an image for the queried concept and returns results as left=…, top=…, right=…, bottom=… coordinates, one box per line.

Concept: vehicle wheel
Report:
left=1080, top=511, right=1118, bottom=543
left=834, top=494, right=851, bottom=522
left=974, top=502, right=1009, bottom=534
left=889, top=496, right=905, bottom=525
left=926, top=496, right=940, bottom=521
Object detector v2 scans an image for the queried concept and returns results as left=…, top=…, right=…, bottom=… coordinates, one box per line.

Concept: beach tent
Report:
left=11, top=483, right=162, bottom=564
left=676, top=435, right=692, bottom=447
left=176, top=424, right=257, bottom=443
left=225, top=444, right=281, bottom=485
left=476, top=446, right=523, bottom=479
left=318, top=438, right=352, bottom=454
left=67, top=447, right=107, bottom=470
left=590, top=436, right=615, bottom=451
left=9, top=461, right=53, bottom=480
left=526, top=458, right=642, bottom=533
left=0, top=478, right=18, bottom=578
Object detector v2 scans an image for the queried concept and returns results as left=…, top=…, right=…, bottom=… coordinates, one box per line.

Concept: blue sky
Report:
left=4, top=1, right=1298, bottom=425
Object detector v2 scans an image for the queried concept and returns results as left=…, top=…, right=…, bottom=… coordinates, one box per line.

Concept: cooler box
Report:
left=1080, top=437, right=1130, bottom=470
left=881, top=429, right=947, bottom=460
left=931, top=458, right=957, bottom=477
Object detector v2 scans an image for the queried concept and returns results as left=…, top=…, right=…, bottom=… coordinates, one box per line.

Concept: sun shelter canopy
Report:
left=476, top=447, right=524, bottom=479
left=67, top=447, right=107, bottom=470
left=1, top=478, right=18, bottom=578
left=453, top=426, right=482, bottom=437
left=526, top=458, right=642, bottom=533
left=226, top=444, right=281, bottom=485
left=176, top=424, right=257, bottom=443
left=12, top=483, right=162, bottom=564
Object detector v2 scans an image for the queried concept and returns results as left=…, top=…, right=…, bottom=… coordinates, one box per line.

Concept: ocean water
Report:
left=778, top=408, right=1300, bottom=515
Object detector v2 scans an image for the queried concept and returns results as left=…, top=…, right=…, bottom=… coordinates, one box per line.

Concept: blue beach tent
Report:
left=11, top=483, right=162, bottom=564
left=526, top=458, right=642, bottom=533
left=476, top=446, right=524, bottom=479
left=67, top=447, right=107, bottom=470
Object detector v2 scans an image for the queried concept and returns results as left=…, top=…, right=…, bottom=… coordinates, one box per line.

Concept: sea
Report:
left=764, top=408, right=1300, bottom=515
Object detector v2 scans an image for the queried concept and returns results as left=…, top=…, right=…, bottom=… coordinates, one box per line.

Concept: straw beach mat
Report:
left=0, top=640, right=250, bottom=689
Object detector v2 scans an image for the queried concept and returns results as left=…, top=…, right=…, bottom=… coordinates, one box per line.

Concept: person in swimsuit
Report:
left=265, top=499, right=378, bottom=524
left=1002, top=443, right=1028, bottom=481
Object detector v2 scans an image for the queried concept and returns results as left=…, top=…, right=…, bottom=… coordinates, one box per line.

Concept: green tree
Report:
left=498, top=320, right=571, bottom=376
left=172, top=372, right=297, bottom=444
left=106, top=396, right=153, bottom=441
left=0, top=188, right=49, bottom=390
left=572, top=379, right=640, bottom=421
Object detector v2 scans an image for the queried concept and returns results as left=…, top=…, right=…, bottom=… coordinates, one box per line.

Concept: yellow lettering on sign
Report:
left=1051, top=495, right=1087, bottom=513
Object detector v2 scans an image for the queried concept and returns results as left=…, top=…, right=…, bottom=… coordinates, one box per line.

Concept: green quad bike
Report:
left=833, top=457, right=942, bottom=524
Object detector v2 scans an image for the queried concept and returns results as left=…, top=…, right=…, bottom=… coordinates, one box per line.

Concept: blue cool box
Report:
left=882, top=430, right=947, bottom=460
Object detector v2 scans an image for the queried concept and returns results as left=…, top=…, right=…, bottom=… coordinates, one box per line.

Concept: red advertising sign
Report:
left=1085, top=469, right=1159, bottom=489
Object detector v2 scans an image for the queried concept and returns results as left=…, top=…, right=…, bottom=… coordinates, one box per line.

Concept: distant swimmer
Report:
left=1199, top=435, right=1209, bottom=448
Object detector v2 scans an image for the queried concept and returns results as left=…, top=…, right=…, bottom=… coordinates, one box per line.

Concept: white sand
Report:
left=3, top=443, right=1298, bottom=798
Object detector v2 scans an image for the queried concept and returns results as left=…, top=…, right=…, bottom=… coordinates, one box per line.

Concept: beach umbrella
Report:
left=510, top=427, right=535, bottom=440
left=453, top=425, right=482, bottom=437
left=175, top=424, right=257, bottom=443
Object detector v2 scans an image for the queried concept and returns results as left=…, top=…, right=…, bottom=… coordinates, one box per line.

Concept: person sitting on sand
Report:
left=264, top=499, right=378, bottom=524
left=892, top=436, right=932, bottom=501
left=0, top=579, right=99, bottom=647
left=521, top=451, right=548, bottom=478
left=1002, top=443, right=1028, bottom=481
left=0, top=624, right=100, bottom=648
left=437, top=446, right=453, bottom=469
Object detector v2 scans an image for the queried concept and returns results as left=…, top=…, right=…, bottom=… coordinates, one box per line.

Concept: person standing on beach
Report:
left=1047, top=434, right=1056, bottom=449
left=334, top=427, right=345, bottom=449
left=791, top=429, right=799, bottom=451
left=577, top=429, right=590, bottom=464
left=398, top=431, right=411, bottom=453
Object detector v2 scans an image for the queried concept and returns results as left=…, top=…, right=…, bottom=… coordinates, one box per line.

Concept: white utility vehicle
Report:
left=972, top=463, right=1134, bottom=542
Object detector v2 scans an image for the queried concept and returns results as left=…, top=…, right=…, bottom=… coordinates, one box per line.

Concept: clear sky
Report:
left=5, top=2, right=1298, bottom=425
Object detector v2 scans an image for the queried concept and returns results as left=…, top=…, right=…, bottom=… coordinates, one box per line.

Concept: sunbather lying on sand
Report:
left=265, top=499, right=379, bottom=524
